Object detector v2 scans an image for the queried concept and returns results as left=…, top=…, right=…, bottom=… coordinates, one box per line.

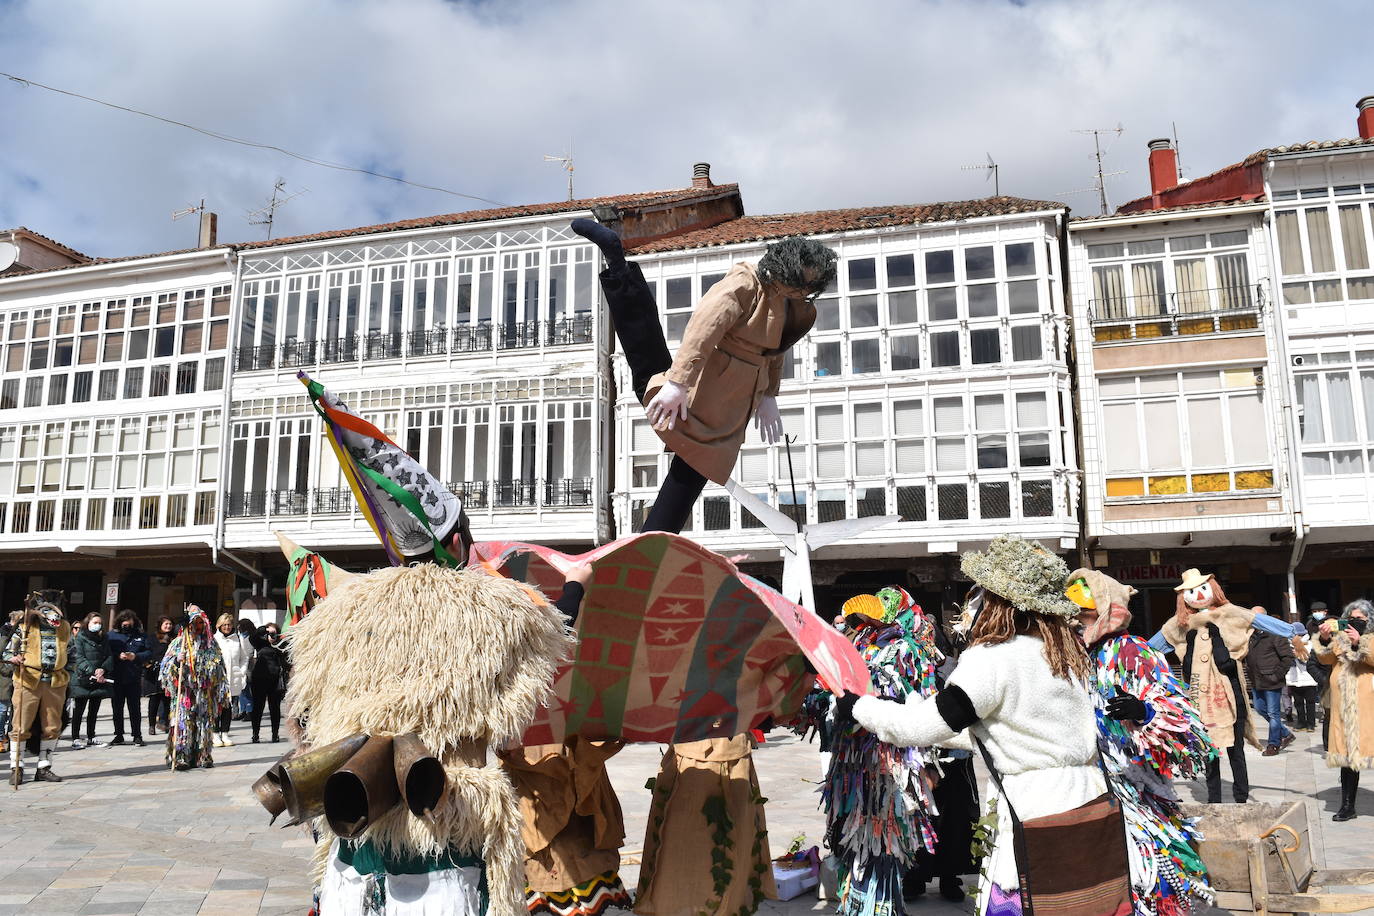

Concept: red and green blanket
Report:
left=472, top=533, right=872, bottom=745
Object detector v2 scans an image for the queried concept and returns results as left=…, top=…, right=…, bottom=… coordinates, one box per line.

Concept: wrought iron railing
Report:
left=226, top=478, right=597, bottom=518
left=546, top=315, right=594, bottom=346
left=234, top=345, right=277, bottom=371
left=1089, top=284, right=1264, bottom=341
left=498, top=321, right=543, bottom=350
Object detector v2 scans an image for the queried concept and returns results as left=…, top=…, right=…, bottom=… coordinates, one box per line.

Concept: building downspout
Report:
left=1056, top=211, right=1091, bottom=567
left=1260, top=193, right=1309, bottom=619
left=213, top=249, right=242, bottom=584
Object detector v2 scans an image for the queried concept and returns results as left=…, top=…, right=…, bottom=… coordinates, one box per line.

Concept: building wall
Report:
left=1066, top=208, right=1295, bottom=552
left=222, top=217, right=613, bottom=557
left=615, top=212, right=1080, bottom=570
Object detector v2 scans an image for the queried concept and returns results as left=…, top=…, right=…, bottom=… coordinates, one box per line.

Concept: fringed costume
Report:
left=825, top=587, right=940, bottom=916
left=158, top=606, right=228, bottom=771
left=1068, top=569, right=1215, bottom=916
left=6, top=591, right=72, bottom=787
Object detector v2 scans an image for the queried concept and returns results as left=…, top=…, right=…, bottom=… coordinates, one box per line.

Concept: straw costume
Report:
left=158, top=606, right=228, bottom=770
left=825, top=586, right=941, bottom=916
left=1068, top=569, right=1215, bottom=916
left=5, top=590, right=72, bottom=788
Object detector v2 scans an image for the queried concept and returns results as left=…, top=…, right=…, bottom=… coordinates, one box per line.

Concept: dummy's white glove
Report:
left=646, top=380, right=689, bottom=431
left=754, top=395, right=783, bottom=444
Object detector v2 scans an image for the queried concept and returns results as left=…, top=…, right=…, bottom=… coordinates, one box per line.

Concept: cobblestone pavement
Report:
left=2, top=710, right=1372, bottom=915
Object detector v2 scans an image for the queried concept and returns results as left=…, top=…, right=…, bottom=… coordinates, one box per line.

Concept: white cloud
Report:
left=0, top=0, right=1370, bottom=257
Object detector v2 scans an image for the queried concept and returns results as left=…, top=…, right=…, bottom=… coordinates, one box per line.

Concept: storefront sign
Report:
left=1107, top=564, right=1184, bottom=584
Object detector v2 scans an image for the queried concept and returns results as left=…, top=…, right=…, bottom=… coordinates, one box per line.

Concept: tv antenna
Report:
left=543, top=141, right=575, bottom=201
left=247, top=179, right=308, bottom=240
left=1070, top=125, right=1126, bottom=215
left=1172, top=120, right=1185, bottom=179
left=961, top=153, right=999, bottom=196
left=171, top=198, right=206, bottom=222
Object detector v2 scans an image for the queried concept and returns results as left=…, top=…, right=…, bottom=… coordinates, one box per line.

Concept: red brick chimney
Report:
left=692, top=162, right=713, bottom=189
left=1358, top=96, right=1374, bottom=141
left=1147, top=139, right=1179, bottom=207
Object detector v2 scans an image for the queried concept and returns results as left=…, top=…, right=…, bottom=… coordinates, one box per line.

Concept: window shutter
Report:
left=815, top=406, right=845, bottom=440
left=895, top=440, right=925, bottom=474
left=1015, top=392, right=1049, bottom=428
left=935, top=438, right=966, bottom=471
left=1143, top=401, right=1183, bottom=468
left=738, top=450, right=768, bottom=484
left=893, top=400, right=923, bottom=436
left=974, top=395, right=1005, bottom=430
left=855, top=442, right=885, bottom=476
left=853, top=403, right=884, bottom=438
left=1101, top=404, right=1141, bottom=473
left=933, top=397, right=963, bottom=433
left=632, top=421, right=656, bottom=452
left=1187, top=398, right=1227, bottom=467
left=816, top=444, right=847, bottom=478
left=1227, top=394, right=1269, bottom=465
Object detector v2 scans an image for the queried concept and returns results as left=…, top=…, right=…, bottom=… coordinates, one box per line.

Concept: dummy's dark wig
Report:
left=756, top=237, right=839, bottom=293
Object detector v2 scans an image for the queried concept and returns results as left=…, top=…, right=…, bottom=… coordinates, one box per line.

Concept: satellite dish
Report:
left=0, top=241, right=17, bottom=272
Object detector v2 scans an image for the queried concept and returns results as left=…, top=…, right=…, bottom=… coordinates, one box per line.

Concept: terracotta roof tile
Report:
left=1072, top=196, right=1267, bottom=222
left=627, top=196, right=1067, bottom=254
left=237, top=184, right=740, bottom=251
left=3, top=226, right=90, bottom=261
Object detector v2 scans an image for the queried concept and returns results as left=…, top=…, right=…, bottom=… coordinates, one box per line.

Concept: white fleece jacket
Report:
left=853, top=635, right=1104, bottom=898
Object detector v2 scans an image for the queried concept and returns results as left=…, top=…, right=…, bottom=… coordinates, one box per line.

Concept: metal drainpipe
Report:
left=1055, top=211, right=1092, bottom=567
left=1259, top=197, right=1308, bottom=619
left=213, top=249, right=243, bottom=585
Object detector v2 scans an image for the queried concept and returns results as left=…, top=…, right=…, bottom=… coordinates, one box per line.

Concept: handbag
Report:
left=974, top=738, right=1132, bottom=916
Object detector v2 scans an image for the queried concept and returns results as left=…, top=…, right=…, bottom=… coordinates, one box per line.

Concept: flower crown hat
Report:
left=960, top=534, right=1079, bottom=618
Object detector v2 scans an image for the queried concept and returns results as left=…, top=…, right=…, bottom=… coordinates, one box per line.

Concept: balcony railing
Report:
left=1088, top=285, right=1264, bottom=342
left=234, top=317, right=591, bottom=371
left=226, top=477, right=596, bottom=518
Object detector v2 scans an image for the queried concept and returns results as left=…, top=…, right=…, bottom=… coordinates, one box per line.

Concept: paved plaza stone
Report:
left=1, top=709, right=1372, bottom=915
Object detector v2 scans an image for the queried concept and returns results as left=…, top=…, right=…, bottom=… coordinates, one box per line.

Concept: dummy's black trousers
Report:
left=598, top=264, right=707, bottom=534
left=1205, top=713, right=1250, bottom=803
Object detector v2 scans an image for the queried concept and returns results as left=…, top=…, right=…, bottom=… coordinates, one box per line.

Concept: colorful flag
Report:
left=276, top=531, right=351, bottom=632
left=472, top=533, right=872, bottom=745
left=299, top=371, right=466, bottom=566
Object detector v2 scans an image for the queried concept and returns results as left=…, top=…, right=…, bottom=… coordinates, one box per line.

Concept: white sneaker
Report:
left=70, top=738, right=86, bottom=750
left=220, top=733, right=235, bottom=747
left=210, top=734, right=222, bottom=747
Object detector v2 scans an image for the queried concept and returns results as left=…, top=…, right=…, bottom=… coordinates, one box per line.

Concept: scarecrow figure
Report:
left=159, top=605, right=229, bottom=770
left=1158, top=569, right=1265, bottom=804
left=1068, top=569, right=1215, bottom=915
left=5, top=590, right=72, bottom=787
left=572, top=220, right=837, bottom=533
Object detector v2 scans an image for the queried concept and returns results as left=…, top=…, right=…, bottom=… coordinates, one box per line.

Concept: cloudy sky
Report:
left=1, top=0, right=1370, bottom=258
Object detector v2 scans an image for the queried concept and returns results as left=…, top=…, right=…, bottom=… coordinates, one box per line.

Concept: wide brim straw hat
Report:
left=960, top=534, right=1079, bottom=619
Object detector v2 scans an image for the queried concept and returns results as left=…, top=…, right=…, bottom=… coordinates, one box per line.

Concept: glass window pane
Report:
left=1018, top=431, right=1051, bottom=467
left=974, top=395, right=1005, bottom=429
left=1298, top=374, right=1325, bottom=443
left=1327, top=372, right=1358, bottom=441
left=1022, top=479, right=1054, bottom=516
left=1306, top=208, right=1336, bottom=272
left=815, top=341, right=841, bottom=377
left=1228, top=393, right=1269, bottom=465
left=968, top=284, right=998, bottom=317
left=965, top=246, right=995, bottom=280
left=1102, top=404, right=1140, bottom=472
left=970, top=328, right=1000, bottom=364
left=933, top=397, right=963, bottom=432
left=893, top=400, right=923, bottom=436
left=814, top=299, right=840, bottom=331
left=851, top=338, right=880, bottom=374
left=937, top=483, right=968, bottom=520
left=855, top=443, right=884, bottom=476
left=979, top=481, right=1010, bottom=518
left=1005, top=243, right=1034, bottom=277
left=977, top=434, right=1008, bottom=469
left=853, top=404, right=884, bottom=438
left=925, top=250, right=955, bottom=285
left=1012, top=325, right=1042, bottom=361
left=848, top=258, right=876, bottom=291
left=1008, top=280, right=1039, bottom=314
left=889, top=290, right=919, bottom=324
left=1143, top=401, right=1182, bottom=467
left=1275, top=211, right=1304, bottom=275
left=931, top=332, right=959, bottom=367
left=891, top=335, right=919, bottom=371
left=1187, top=398, right=1227, bottom=466
left=928, top=288, right=957, bottom=321
left=936, top=438, right=966, bottom=471
left=1339, top=205, right=1370, bottom=271
left=815, top=405, right=845, bottom=440
left=886, top=254, right=916, bottom=287
left=848, top=295, right=878, bottom=328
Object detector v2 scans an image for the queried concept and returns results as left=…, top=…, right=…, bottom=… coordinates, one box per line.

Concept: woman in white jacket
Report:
left=835, top=536, right=1118, bottom=915
left=212, top=612, right=253, bottom=747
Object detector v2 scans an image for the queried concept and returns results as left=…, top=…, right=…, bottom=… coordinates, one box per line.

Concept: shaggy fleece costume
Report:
left=286, top=563, right=574, bottom=916
left=1315, top=631, right=1374, bottom=771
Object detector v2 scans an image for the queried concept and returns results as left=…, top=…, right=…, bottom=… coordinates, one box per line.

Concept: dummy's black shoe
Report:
left=939, top=877, right=966, bottom=902
left=34, top=766, right=62, bottom=783
left=570, top=219, right=625, bottom=268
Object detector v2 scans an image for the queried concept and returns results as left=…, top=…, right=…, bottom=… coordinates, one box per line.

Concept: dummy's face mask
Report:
left=1066, top=577, right=1096, bottom=611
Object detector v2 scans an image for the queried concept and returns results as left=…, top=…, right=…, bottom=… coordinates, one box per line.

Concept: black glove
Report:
left=833, top=691, right=861, bottom=730
left=1105, top=687, right=1148, bottom=722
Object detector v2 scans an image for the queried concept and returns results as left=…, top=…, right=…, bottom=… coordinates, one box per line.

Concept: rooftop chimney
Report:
left=1358, top=96, right=1374, bottom=141
left=692, top=162, right=713, bottom=189
left=1147, top=139, right=1179, bottom=203
left=198, top=211, right=218, bottom=249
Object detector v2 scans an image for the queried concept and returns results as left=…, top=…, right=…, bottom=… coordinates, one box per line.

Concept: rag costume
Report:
left=1159, top=569, right=1260, bottom=803
left=846, top=536, right=1119, bottom=916
left=574, top=221, right=832, bottom=533
left=824, top=587, right=941, bottom=915
left=280, top=563, right=575, bottom=916
left=1068, top=569, right=1215, bottom=916
left=1314, top=605, right=1374, bottom=821
left=159, top=607, right=229, bottom=770
left=634, top=734, right=779, bottom=916
left=5, top=592, right=72, bottom=787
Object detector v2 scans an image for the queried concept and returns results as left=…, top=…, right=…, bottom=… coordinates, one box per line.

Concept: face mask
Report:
left=89, top=623, right=102, bottom=633
left=120, top=622, right=133, bottom=631
left=1312, top=611, right=1327, bottom=621
left=1351, top=617, right=1368, bottom=635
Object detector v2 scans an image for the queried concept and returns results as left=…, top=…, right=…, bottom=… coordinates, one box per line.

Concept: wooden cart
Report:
left=1181, top=801, right=1374, bottom=914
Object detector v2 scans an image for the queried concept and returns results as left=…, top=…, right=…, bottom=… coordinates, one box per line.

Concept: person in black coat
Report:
left=143, top=615, right=176, bottom=735
left=248, top=622, right=290, bottom=743
left=69, top=613, right=114, bottom=748
left=107, top=610, right=151, bottom=746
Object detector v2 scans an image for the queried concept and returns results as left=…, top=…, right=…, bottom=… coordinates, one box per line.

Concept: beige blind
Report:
left=1339, top=205, right=1369, bottom=271
left=1306, top=208, right=1336, bottom=272
left=1275, top=211, right=1304, bottom=275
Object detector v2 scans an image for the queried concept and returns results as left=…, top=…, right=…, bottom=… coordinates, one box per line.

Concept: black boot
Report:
left=35, top=766, right=62, bottom=782
left=939, top=876, right=966, bottom=902
left=1334, top=768, right=1359, bottom=821
left=570, top=219, right=625, bottom=269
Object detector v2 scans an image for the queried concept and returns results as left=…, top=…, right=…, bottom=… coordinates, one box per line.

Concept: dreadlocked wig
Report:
left=969, top=593, right=1090, bottom=683
left=755, top=236, right=839, bottom=293
left=286, top=563, right=575, bottom=916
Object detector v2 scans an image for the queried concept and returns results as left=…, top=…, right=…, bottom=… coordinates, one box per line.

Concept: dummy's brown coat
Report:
left=1315, top=631, right=1374, bottom=770
left=647, top=262, right=815, bottom=484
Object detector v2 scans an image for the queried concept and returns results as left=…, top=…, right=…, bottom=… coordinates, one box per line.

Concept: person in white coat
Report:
left=212, top=612, right=253, bottom=747
left=835, top=536, right=1121, bottom=915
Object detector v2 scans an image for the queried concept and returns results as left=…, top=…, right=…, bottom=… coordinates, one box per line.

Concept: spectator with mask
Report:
left=247, top=622, right=289, bottom=743
left=1288, top=629, right=1321, bottom=733
left=68, top=612, right=113, bottom=749
left=144, top=615, right=175, bottom=735
left=107, top=610, right=150, bottom=746
left=1315, top=599, right=1374, bottom=821
left=235, top=618, right=256, bottom=720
